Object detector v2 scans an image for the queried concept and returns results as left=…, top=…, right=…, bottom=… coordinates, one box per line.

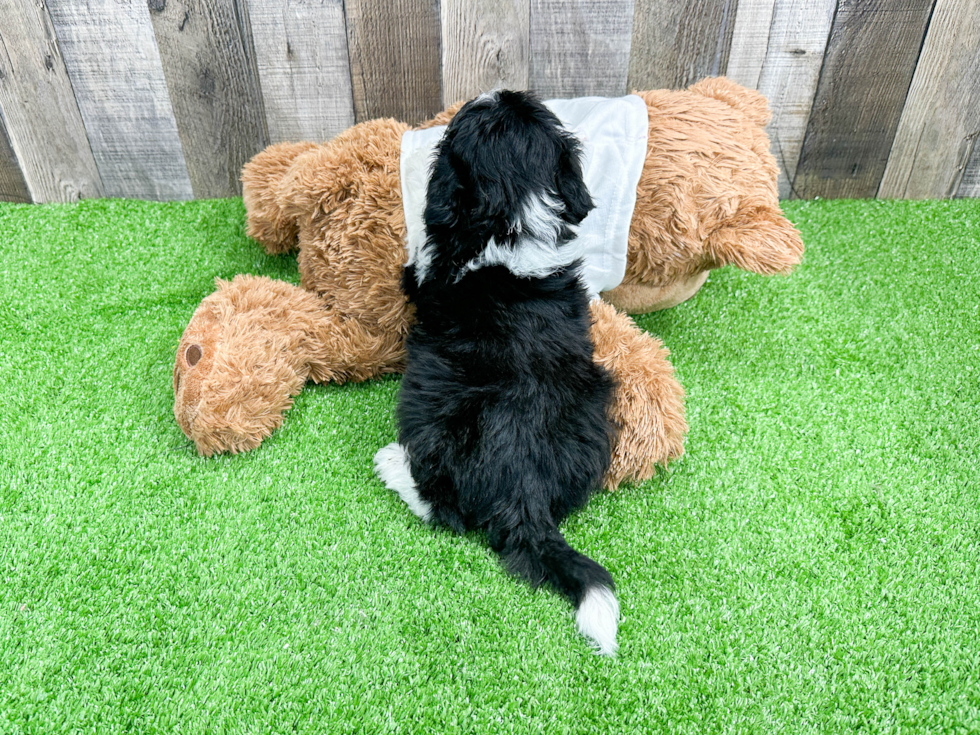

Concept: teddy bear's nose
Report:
left=185, top=344, right=203, bottom=368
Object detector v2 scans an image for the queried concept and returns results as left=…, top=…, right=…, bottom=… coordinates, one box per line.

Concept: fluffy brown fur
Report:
left=173, top=77, right=802, bottom=488
left=589, top=299, right=685, bottom=488
left=606, top=79, right=803, bottom=312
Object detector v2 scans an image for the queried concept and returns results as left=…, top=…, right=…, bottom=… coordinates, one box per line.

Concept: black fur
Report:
left=397, top=91, right=619, bottom=619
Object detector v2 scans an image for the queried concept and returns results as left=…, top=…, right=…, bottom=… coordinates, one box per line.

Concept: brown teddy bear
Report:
left=172, top=77, right=803, bottom=489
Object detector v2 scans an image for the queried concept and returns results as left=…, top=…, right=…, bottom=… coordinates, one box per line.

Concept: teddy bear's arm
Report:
left=173, top=275, right=406, bottom=455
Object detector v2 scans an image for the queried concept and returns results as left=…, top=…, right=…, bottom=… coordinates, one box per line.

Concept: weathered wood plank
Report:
left=959, top=143, right=980, bottom=198
left=793, top=0, right=935, bottom=200
left=531, top=0, right=634, bottom=98
left=0, top=117, right=31, bottom=203
left=627, top=0, right=735, bottom=92
left=879, top=0, right=980, bottom=199
left=149, top=0, right=269, bottom=197
left=247, top=0, right=355, bottom=143
left=441, top=0, right=529, bottom=105
left=725, top=0, right=776, bottom=90
left=753, top=0, right=836, bottom=198
left=47, top=0, right=193, bottom=200
left=0, top=0, right=103, bottom=202
left=344, top=0, right=441, bottom=124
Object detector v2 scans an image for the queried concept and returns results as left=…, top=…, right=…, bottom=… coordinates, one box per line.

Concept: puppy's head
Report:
left=424, top=91, right=594, bottom=261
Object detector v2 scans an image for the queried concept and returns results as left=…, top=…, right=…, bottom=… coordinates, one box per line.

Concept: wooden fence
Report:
left=1, top=0, right=978, bottom=203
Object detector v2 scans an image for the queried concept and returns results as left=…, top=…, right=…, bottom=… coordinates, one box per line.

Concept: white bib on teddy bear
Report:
left=400, top=95, right=648, bottom=297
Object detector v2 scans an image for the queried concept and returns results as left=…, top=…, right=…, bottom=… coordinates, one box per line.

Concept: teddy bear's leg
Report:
left=589, top=300, right=687, bottom=490
left=706, top=197, right=805, bottom=276
left=601, top=271, right=711, bottom=314
left=241, top=141, right=320, bottom=254
left=174, top=275, right=405, bottom=456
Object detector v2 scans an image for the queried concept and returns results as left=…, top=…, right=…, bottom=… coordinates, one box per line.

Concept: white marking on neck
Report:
left=459, top=192, right=581, bottom=281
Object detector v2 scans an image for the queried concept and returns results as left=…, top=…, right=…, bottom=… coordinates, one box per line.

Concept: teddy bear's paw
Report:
left=373, top=443, right=433, bottom=522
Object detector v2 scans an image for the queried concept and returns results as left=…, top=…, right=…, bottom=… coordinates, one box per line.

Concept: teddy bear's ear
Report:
left=275, top=146, right=340, bottom=225
left=242, top=142, right=321, bottom=254
left=706, top=198, right=804, bottom=275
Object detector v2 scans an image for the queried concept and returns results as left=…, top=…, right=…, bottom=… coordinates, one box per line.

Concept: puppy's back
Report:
left=389, top=91, right=621, bottom=654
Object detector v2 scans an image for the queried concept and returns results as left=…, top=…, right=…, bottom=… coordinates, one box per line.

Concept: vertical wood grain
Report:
left=0, top=0, right=103, bottom=202
left=725, top=0, right=776, bottom=89
left=959, top=143, right=980, bottom=198
left=531, top=0, right=635, bottom=98
left=47, top=0, right=193, bottom=200
left=0, top=117, right=31, bottom=203
left=4, top=0, right=980, bottom=202
left=344, top=0, right=441, bottom=124
left=441, top=0, right=529, bottom=105
left=149, top=0, right=269, bottom=197
left=792, top=0, right=935, bottom=200
left=247, top=0, right=355, bottom=143
left=627, top=0, right=735, bottom=91
left=878, top=0, right=980, bottom=199
left=752, top=0, right=836, bottom=198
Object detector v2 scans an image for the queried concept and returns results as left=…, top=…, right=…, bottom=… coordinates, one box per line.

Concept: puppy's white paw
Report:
left=373, top=443, right=433, bottom=522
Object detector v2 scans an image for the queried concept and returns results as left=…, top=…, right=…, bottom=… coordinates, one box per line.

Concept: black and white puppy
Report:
left=374, top=90, right=620, bottom=654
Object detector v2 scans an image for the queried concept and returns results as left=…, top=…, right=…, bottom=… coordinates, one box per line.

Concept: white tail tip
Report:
left=576, top=585, right=619, bottom=656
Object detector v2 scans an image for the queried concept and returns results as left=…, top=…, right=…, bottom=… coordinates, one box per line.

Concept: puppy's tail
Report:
left=501, top=521, right=619, bottom=655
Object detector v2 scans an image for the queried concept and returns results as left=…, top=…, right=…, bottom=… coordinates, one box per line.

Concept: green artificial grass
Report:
left=1, top=196, right=978, bottom=733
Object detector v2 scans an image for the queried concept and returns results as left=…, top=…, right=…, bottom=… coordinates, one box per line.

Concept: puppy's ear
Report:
left=472, top=170, right=516, bottom=227
left=555, top=133, right=594, bottom=225
left=427, top=119, right=515, bottom=232
left=424, top=146, right=464, bottom=229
